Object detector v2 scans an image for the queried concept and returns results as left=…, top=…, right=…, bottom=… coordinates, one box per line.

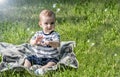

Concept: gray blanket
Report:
left=0, top=41, right=79, bottom=75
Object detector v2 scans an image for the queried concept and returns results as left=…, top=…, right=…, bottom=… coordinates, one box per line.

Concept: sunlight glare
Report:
left=0, top=0, right=5, bottom=4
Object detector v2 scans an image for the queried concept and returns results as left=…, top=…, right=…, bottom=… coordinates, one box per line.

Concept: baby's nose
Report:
left=48, top=24, right=52, bottom=28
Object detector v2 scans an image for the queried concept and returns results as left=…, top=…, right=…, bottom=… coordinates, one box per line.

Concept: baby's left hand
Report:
left=44, top=41, right=49, bottom=45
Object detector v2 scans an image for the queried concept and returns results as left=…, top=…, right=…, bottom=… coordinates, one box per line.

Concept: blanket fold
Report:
left=0, top=41, right=79, bottom=75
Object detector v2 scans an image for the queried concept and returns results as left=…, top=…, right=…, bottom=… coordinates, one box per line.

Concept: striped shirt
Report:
left=31, top=30, right=60, bottom=58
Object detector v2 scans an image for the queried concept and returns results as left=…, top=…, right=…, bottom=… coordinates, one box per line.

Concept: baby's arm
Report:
left=44, top=41, right=60, bottom=48
left=30, top=36, right=43, bottom=45
left=44, top=33, right=60, bottom=48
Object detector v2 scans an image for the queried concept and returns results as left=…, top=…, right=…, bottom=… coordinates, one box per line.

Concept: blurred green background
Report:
left=0, top=0, right=120, bottom=77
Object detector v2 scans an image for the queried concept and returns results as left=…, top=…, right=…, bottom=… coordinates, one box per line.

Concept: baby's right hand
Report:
left=35, top=35, right=43, bottom=44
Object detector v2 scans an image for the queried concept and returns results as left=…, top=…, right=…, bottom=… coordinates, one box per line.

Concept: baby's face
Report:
left=39, top=16, right=55, bottom=34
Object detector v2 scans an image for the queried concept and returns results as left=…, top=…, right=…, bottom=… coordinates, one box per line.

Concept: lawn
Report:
left=0, top=0, right=120, bottom=77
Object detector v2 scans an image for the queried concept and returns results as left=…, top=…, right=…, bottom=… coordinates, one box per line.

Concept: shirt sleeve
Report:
left=52, top=32, right=60, bottom=42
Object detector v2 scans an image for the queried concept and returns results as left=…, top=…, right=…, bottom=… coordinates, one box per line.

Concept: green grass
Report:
left=0, top=0, right=120, bottom=77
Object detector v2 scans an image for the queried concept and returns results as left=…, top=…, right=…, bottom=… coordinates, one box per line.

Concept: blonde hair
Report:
left=39, top=9, right=55, bottom=20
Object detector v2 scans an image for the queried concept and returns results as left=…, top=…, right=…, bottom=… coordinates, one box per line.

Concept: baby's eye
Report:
left=45, top=23, right=48, bottom=25
left=51, top=22, right=55, bottom=25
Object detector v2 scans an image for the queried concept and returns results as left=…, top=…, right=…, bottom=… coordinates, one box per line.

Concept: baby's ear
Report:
left=38, top=21, right=41, bottom=26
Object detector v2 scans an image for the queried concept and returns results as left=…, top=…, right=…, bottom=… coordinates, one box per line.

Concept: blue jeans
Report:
left=26, top=55, right=58, bottom=66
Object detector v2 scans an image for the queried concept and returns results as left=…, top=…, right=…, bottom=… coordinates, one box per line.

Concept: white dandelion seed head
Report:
left=53, top=3, right=57, bottom=8
left=87, top=39, right=90, bottom=43
left=91, top=43, right=95, bottom=46
left=104, top=8, right=108, bottom=12
left=56, top=8, right=60, bottom=12
left=31, top=31, right=34, bottom=34
left=114, top=53, right=117, bottom=56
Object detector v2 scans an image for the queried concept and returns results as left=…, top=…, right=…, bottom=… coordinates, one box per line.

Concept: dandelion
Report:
left=27, top=28, right=30, bottom=31
left=104, top=8, right=108, bottom=12
left=53, top=3, right=56, bottom=8
left=56, top=8, right=60, bottom=12
left=91, top=43, right=95, bottom=46
left=31, top=31, right=34, bottom=34
left=87, top=39, right=90, bottom=43
left=114, top=53, right=117, bottom=56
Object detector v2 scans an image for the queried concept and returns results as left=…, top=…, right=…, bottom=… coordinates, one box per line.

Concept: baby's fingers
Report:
left=37, top=35, right=43, bottom=39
